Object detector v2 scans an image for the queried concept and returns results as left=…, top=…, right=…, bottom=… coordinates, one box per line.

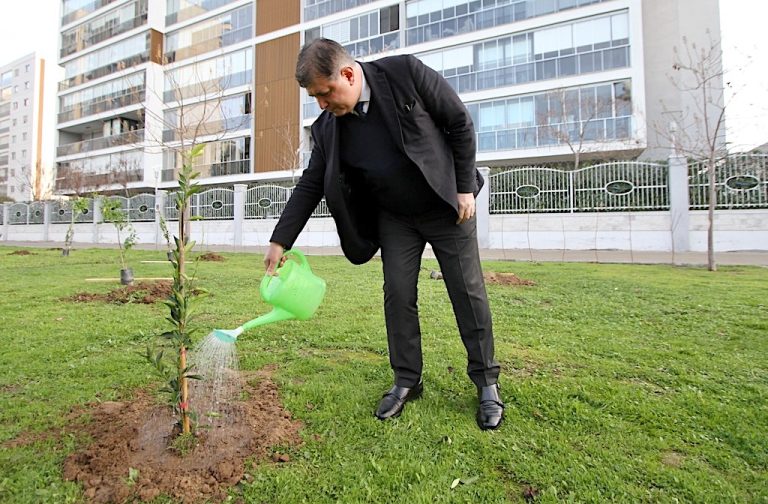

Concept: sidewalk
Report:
left=4, top=240, right=768, bottom=266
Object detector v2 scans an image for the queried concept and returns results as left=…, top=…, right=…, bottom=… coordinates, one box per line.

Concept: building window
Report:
left=25, top=81, right=30, bottom=89
left=21, top=149, right=26, bottom=158
left=305, top=5, right=400, bottom=58
left=13, top=85, right=18, bottom=93
left=13, top=102, right=18, bottom=109
left=22, top=132, right=27, bottom=141
left=12, top=119, right=16, bottom=126
left=23, top=98, right=29, bottom=106
left=25, top=64, right=30, bottom=73
left=11, top=152, right=15, bottom=160
left=22, top=116, right=27, bottom=124
left=11, top=135, right=15, bottom=143
left=164, top=5, right=253, bottom=63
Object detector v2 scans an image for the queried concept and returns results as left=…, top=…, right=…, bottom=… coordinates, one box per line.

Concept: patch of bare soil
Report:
left=62, top=369, right=302, bottom=503
left=198, top=252, right=225, bottom=262
left=66, top=281, right=174, bottom=304
left=8, top=250, right=34, bottom=255
left=484, top=271, right=536, bottom=286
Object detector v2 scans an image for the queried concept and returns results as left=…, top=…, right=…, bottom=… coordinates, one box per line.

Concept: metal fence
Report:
left=689, top=154, right=768, bottom=209
left=4, top=155, right=766, bottom=226
left=490, top=161, right=669, bottom=213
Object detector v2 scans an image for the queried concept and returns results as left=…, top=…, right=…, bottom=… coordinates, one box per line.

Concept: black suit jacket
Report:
left=270, top=54, right=482, bottom=264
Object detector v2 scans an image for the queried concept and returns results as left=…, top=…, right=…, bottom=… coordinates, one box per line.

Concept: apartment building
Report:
left=1, top=53, right=49, bottom=201
left=54, top=0, right=722, bottom=195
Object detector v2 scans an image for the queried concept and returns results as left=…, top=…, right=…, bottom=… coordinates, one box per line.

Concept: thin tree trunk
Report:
left=707, top=156, right=716, bottom=271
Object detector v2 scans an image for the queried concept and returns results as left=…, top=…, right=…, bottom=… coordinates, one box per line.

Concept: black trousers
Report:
left=378, top=206, right=500, bottom=389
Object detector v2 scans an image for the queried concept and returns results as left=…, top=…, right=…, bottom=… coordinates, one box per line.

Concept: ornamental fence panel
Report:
left=193, top=188, right=234, bottom=220
left=50, top=199, right=95, bottom=224
left=490, top=161, right=669, bottom=213
left=689, top=154, right=768, bottom=209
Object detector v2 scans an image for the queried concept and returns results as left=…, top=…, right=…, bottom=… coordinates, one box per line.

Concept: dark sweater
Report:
left=338, top=98, right=444, bottom=216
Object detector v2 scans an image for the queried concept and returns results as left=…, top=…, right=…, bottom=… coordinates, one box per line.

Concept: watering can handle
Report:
left=259, top=249, right=310, bottom=300
left=283, top=249, right=309, bottom=269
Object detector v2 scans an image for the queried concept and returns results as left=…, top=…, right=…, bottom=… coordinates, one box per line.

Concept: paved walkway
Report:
left=4, top=240, right=768, bottom=266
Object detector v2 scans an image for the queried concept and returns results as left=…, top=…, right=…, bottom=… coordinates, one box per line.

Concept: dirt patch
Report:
left=62, top=368, right=302, bottom=503
left=8, top=250, right=34, bottom=255
left=66, top=281, right=173, bottom=304
left=198, top=252, right=225, bottom=262
left=484, top=272, right=536, bottom=286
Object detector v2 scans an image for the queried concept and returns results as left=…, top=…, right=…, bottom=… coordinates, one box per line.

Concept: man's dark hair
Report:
left=295, top=38, right=355, bottom=88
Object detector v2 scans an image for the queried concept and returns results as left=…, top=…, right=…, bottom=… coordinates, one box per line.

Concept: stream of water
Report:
left=189, top=331, right=243, bottom=428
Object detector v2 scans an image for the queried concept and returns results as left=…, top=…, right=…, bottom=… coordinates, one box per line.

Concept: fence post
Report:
left=155, top=189, right=166, bottom=248
left=43, top=201, right=51, bottom=242
left=92, top=197, right=102, bottom=245
left=477, top=167, right=491, bottom=249
left=233, top=184, right=246, bottom=249
left=668, top=154, right=690, bottom=254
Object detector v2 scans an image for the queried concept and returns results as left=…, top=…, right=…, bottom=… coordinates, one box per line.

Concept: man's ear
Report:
left=340, top=66, right=355, bottom=84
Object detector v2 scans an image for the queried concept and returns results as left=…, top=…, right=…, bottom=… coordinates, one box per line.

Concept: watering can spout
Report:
left=241, top=307, right=294, bottom=330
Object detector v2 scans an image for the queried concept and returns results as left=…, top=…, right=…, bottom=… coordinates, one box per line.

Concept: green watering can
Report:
left=213, top=249, right=326, bottom=343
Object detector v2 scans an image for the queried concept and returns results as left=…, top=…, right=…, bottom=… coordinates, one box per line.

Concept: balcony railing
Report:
left=61, top=11, right=148, bottom=58
left=61, top=0, right=119, bottom=26
left=162, top=115, right=252, bottom=143
left=57, top=129, right=145, bottom=157
left=161, top=159, right=250, bottom=181
left=58, top=85, right=145, bottom=123
left=59, top=52, right=149, bottom=92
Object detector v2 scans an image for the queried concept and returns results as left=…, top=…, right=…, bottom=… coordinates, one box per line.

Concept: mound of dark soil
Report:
left=66, top=281, right=174, bottom=304
left=198, top=252, right=225, bottom=262
left=61, top=368, right=302, bottom=503
left=8, top=250, right=34, bottom=255
left=484, top=272, right=536, bottom=286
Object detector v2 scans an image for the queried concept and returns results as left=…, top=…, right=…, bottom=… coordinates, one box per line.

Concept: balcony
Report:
left=61, top=9, right=148, bottom=58
left=61, top=0, right=120, bottom=26
left=59, top=52, right=149, bottom=92
left=161, top=159, right=250, bottom=181
left=58, top=85, right=145, bottom=123
left=57, top=129, right=144, bottom=157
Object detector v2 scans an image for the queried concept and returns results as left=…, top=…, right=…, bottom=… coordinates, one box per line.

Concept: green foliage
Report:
left=144, top=146, right=205, bottom=436
left=100, top=197, right=137, bottom=270
left=1, top=248, right=767, bottom=502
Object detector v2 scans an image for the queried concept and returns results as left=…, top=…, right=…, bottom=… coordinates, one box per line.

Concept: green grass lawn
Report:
left=0, top=245, right=766, bottom=503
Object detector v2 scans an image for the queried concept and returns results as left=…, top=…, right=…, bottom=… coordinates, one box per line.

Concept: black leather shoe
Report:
left=477, top=384, right=504, bottom=430
left=374, top=381, right=423, bottom=420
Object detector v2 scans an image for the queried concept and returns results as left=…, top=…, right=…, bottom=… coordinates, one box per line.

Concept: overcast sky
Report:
left=1, top=1, right=765, bottom=150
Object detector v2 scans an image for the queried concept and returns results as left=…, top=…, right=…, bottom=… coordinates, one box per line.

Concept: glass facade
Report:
left=163, top=93, right=252, bottom=142
left=60, top=0, right=148, bottom=58
left=304, top=0, right=377, bottom=22
left=59, top=73, right=145, bottom=123
left=61, top=0, right=120, bottom=26
left=467, top=79, right=632, bottom=151
left=164, top=5, right=254, bottom=63
left=166, top=0, right=243, bottom=25
left=162, top=136, right=250, bottom=180
left=418, top=11, right=629, bottom=93
left=61, top=32, right=149, bottom=90
left=164, top=48, right=252, bottom=102
left=305, top=5, right=400, bottom=59
left=406, top=0, right=608, bottom=45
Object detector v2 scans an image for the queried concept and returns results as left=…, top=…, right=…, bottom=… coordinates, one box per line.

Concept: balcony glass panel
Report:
left=61, top=0, right=148, bottom=58
left=304, top=0, right=377, bottom=22
left=62, top=0, right=120, bottom=26
left=59, top=73, right=145, bottom=123
left=405, top=0, right=610, bottom=45
left=164, top=48, right=252, bottom=102
left=162, top=136, right=250, bottom=180
left=165, top=5, right=253, bottom=63
left=57, top=129, right=145, bottom=157
left=166, top=0, right=242, bottom=25
left=60, top=33, right=150, bottom=90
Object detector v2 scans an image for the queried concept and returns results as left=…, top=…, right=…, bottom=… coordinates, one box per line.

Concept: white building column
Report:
left=668, top=154, right=690, bottom=255
left=92, top=197, right=102, bottom=244
left=233, top=184, right=247, bottom=249
left=2, top=203, right=9, bottom=241
left=476, top=166, right=491, bottom=249
left=155, top=189, right=167, bottom=247
left=43, top=201, right=51, bottom=242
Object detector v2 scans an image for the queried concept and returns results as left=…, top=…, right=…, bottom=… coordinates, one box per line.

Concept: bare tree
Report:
left=656, top=32, right=730, bottom=271
left=273, top=121, right=305, bottom=183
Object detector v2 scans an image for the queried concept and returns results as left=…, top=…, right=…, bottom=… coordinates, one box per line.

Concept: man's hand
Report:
left=263, top=242, right=286, bottom=275
left=456, top=193, right=475, bottom=224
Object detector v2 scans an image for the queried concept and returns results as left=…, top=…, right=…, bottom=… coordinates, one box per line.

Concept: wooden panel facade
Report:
left=256, top=0, right=300, bottom=35
left=254, top=33, right=301, bottom=173
left=149, top=29, right=164, bottom=64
